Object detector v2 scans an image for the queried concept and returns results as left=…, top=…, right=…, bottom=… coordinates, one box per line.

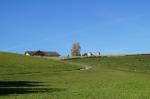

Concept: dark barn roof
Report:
left=25, top=50, right=60, bottom=57
left=44, top=51, right=60, bottom=56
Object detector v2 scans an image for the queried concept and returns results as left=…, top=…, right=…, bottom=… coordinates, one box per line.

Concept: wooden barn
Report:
left=24, top=50, right=60, bottom=57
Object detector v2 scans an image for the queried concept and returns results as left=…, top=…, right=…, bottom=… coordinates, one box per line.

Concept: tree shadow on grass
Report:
left=0, top=81, right=65, bottom=96
left=0, top=81, right=43, bottom=87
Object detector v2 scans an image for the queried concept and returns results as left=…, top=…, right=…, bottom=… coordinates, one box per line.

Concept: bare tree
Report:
left=71, top=42, right=81, bottom=56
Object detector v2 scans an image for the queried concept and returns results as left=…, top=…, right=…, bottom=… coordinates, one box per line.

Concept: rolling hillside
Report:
left=1, top=52, right=150, bottom=99
left=0, top=52, right=82, bottom=76
left=67, top=55, right=150, bottom=74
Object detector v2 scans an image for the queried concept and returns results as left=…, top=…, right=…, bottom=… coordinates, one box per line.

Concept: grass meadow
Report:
left=1, top=52, right=150, bottom=99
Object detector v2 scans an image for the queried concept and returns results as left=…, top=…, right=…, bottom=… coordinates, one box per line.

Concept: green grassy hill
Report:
left=1, top=52, right=150, bottom=99
left=68, top=55, right=150, bottom=73
left=0, top=52, right=81, bottom=76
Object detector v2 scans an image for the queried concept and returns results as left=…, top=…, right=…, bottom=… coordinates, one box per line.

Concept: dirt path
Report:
left=63, top=61, right=92, bottom=70
left=44, top=57, right=92, bottom=70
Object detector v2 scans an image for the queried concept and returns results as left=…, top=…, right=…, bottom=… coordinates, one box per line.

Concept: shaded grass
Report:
left=0, top=81, right=65, bottom=96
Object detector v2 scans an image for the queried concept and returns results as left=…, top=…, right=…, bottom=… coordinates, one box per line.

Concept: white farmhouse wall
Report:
left=25, top=53, right=30, bottom=56
left=87, top=52, right=92, bottom=56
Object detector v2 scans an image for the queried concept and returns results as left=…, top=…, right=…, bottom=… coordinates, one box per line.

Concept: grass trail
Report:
left=62, top=61, right=92, bottom=70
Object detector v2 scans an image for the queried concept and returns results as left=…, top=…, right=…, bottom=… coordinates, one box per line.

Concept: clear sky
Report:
left=0, top=0, right=150, bottom=56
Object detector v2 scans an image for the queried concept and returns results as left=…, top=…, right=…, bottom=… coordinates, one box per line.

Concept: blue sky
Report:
left=0, top=0, right=150, bottom=55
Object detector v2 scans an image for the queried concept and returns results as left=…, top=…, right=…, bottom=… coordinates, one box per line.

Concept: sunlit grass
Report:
left=1, top=52, right=150, bottom=99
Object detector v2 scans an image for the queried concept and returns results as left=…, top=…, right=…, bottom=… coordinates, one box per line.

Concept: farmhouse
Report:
left=24, top=50, right=60, bottom=57
left=82, top=52, right=101, bottom=57
left=82, top=52, right=94, bottom=57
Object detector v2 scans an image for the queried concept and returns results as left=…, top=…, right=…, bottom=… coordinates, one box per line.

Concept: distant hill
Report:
left=0, top=52, right=81, bottom=75
left=68, top=54, right=150, bottom=74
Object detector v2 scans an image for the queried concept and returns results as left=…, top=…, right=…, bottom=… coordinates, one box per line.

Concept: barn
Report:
left=24, top=50, right=60, bottom=57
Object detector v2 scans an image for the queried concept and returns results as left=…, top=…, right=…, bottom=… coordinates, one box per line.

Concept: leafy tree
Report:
left=71, top=42, right=81, bottom=56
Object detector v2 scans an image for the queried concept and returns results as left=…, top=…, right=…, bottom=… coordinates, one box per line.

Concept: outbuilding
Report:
left=24, top=50, right=60, bottom=57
